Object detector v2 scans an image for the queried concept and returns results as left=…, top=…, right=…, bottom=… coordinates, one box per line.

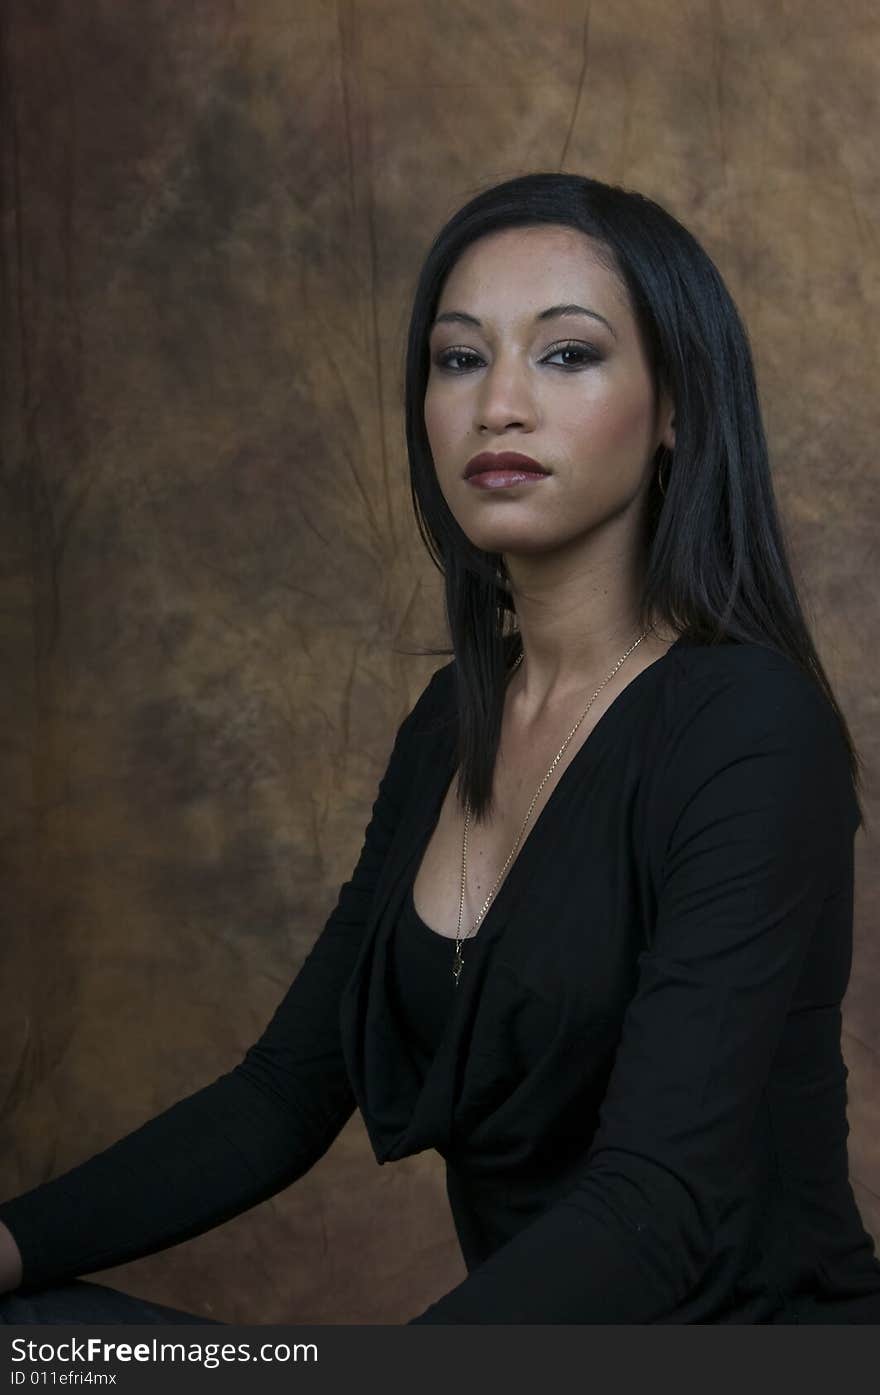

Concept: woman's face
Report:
left=424, top=224, right=674, bottom=562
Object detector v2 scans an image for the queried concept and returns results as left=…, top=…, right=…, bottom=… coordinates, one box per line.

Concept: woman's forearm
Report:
left=0, top=1219, right=23, bottom=1294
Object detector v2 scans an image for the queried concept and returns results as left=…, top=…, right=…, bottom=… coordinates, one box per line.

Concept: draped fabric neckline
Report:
left=410, top=633, right=686, bottom=945
left=338, top=634, right=687, bottom=1165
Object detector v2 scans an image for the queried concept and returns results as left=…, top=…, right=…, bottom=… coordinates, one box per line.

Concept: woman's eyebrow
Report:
left=431, top=304, right=617, bottom=339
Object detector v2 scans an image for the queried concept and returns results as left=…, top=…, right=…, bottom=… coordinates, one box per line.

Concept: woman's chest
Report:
left=361, top=706, right=665, bottom=1163
left=398, top=764, right=652, bottom=1150
left=412, top=713, right=607, bottom=941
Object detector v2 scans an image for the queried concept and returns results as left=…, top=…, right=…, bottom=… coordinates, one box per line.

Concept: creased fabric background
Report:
left=0, top=0, right=877, bottom=1324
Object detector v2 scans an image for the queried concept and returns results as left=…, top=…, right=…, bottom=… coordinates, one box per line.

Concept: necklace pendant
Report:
left=452, top=944, right=463, bottom=984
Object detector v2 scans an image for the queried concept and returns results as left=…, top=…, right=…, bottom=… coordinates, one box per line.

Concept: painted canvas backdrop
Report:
left=1, top=0, right=877, bottom=1323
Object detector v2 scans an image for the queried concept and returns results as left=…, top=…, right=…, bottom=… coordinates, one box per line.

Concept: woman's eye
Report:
left=432, top=347, right=483, bottom=373
left=542, top=342, right=601, bottom=369
left=432, top=341, right=602, bottom=373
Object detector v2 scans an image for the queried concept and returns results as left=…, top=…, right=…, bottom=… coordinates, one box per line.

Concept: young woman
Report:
left=2, top=172, right=879, bottom=1325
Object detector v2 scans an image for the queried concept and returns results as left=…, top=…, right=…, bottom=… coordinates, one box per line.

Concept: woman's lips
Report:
left=463, top=451, right=552, bottom=490
left=465, top=470, right=551, bottom=490
left=464, top=450, right=550, bottom=477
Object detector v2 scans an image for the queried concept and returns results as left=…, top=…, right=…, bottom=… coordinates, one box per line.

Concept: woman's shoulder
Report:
left=406, top=637, right=842, bottom=748
left=669, top=633, right=804, bottom=675
left=656, top=636, right=855, bottom=812
left=644, top=635, right=862, bottom=856
left=664, top=636, right=834, bottom=723
left=400, top=656, right=457, bottom=740
left=412, top=638, right=831, bottom=722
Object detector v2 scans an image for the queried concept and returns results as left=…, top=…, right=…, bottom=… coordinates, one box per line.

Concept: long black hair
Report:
left=397, top=171, right=866, bottom=832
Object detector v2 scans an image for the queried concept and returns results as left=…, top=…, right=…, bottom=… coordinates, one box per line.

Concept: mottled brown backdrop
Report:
left=1, top=0, right=878, bottom=1323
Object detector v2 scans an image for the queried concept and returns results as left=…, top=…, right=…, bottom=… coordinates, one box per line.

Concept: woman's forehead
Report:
left=436, top=227, right=628, bottom=329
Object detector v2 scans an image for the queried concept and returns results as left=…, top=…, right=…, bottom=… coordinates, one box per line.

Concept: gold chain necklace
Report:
left=452, top=628, right=652, bottom=985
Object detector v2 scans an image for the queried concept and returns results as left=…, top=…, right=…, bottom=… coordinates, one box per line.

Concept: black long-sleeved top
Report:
left=2, top=635, right=880, bottom=1323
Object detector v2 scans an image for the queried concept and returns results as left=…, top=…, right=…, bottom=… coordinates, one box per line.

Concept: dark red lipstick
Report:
left=463, top=451, right=550, bottom=480
left=463, top=451, right=552, bottom=491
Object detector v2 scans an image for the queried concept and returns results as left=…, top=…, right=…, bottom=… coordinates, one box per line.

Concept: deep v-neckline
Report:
left=412, top=635, right=684, bottom=944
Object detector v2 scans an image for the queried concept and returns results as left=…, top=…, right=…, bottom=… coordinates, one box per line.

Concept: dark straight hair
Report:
left=397, top=171, right=866, bottom=832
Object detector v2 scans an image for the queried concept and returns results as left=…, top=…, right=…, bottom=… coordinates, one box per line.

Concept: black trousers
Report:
left=0, top=1279, right=226, bottom=1324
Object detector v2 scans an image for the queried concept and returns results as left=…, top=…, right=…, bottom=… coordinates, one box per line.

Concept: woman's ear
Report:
left=656, top=391, right=675, bottom=452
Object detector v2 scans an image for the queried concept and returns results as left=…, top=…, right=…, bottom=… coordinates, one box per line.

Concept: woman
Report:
left=2, top=171, right=879, bottom=1325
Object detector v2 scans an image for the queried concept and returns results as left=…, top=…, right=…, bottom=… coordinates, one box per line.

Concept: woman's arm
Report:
left=409, top=658, right=859, bottom=1323
left=0, top=668, right=444, bottom=1297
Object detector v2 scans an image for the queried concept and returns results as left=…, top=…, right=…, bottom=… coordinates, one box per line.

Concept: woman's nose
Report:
left=475, top=358, right=538, bottom=433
